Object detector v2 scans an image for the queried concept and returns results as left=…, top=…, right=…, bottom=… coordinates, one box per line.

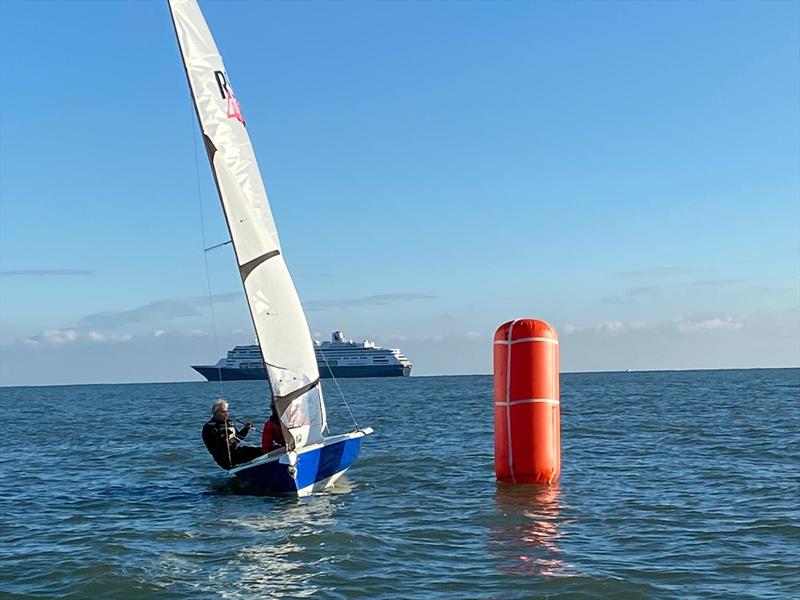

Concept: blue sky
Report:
left=1, top=0, right=798, bottom=385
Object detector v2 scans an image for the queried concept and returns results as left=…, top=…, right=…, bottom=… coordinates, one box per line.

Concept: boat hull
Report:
left=193, top=364, right=410, bottom=381
left=228, top=430, right=371, bottom=496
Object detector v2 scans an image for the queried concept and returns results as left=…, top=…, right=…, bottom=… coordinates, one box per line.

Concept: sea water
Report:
left=1, top=369, right=798, bottom=598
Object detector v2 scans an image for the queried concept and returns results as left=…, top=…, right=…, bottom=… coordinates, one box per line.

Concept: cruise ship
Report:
left=192, top=331, right=413, bottom=381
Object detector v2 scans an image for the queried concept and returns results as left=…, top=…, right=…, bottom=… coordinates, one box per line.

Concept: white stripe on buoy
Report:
left=505, top=319, right=518, bottom=484
left=495, top=398, right=560, bottom=407
left=494, top=337, right=559, bottom=345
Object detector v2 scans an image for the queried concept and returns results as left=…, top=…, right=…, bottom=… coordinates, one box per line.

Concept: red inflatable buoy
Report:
left=493, top=319, right=560, bottom=484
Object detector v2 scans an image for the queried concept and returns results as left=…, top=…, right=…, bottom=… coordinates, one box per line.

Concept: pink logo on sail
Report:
left=227, top=90, right=245, bottom=126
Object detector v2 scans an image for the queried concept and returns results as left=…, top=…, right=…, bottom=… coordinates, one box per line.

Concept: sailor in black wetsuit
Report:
left=202, top=399, right=264, bottom=469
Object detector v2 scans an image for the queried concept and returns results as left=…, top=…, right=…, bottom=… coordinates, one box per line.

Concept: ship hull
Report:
left=192, top=364, right=411, bottom=381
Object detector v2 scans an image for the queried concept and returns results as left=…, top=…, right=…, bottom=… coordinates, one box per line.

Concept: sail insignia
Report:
left=212, top=69, right=246, bottom=125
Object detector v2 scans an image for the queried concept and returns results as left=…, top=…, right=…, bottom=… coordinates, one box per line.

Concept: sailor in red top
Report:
left=261, top=405, right=286, bottom=452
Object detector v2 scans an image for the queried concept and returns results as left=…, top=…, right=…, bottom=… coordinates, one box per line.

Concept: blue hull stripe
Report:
left=232, top=437, right=364, bottom=495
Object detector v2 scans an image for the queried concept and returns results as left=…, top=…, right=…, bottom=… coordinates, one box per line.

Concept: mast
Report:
left=168, top=0, right=327, bottom=449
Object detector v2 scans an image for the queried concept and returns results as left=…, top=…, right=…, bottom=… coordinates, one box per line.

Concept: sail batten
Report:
left=240, top=250, right=281, bottom=280
left=169, top=0, right=326, bottom=450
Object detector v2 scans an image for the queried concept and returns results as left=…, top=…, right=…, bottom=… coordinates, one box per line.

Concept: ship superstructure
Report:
left=192, top=331, right=412, bottom=381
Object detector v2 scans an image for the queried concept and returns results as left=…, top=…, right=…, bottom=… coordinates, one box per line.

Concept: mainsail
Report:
left=169, top=0, right=327, bottom=449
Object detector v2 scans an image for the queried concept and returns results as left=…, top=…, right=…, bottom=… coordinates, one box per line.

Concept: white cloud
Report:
left=600, top=321, right=625, bottom=333
left=561, top=315, right=747, bottom=337
left=556, top=310, right=798, bottom=372
left=562, top=320, right=638, bottom=336
left=43, top=329, right=79, bottom=345
left=19, top=329, right=135, bottom=348
left=673, top=316, right=743, bottom=332
left=3, top=328, right=250, bottom=386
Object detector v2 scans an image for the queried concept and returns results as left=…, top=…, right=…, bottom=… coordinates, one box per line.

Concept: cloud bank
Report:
left=77, top=293, right=241, bottom=329
left=304, top=293, right=437, bottom=311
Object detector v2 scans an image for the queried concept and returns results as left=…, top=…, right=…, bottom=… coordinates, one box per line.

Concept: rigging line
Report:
left=205, top=239, right=232, bottom=252
left=318, top=349, right=360, bottom=431
left=189, top=98, right=225, bottom=400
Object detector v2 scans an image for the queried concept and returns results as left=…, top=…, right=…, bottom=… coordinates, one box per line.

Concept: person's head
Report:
left=211, top=399, right=229, bottom=423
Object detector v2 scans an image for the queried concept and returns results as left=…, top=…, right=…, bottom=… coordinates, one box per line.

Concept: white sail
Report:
left=169, top=0, right=326, bottom=449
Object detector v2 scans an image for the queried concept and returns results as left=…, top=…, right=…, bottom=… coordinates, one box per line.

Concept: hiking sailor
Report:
left=202, top=399, right=263, bottom=469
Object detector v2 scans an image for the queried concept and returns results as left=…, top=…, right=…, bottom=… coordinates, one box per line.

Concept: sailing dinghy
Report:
left=168, top=0, right=372, bottom=496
